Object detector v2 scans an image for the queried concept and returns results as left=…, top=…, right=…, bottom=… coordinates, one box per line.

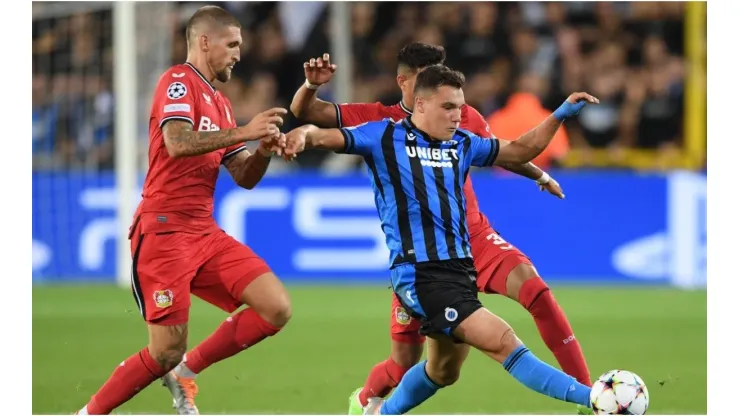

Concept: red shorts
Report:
left=129, top=223, right=272, bottom=326
left=389, top=227, right=532, bottom=344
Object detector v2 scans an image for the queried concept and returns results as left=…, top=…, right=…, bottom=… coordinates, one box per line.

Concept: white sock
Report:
left=78, top=405, right=89, bottom=415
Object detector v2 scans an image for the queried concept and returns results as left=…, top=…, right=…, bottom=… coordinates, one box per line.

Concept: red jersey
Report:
left=133, top=63, right=247, bottom=235
left=336, top=101, right=493, bottom=235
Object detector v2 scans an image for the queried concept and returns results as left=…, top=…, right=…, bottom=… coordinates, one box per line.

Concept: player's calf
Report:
left=505, top=264, right=592, bottom=385
left=77, top=324, right=188, bottom=415
left=453, top=308, right=591, bottom=408
left=177, top=272, right=290, bottom=377
left=357, top=341, right=421, bottom=407
left=424, top=335, right=470, bottom=386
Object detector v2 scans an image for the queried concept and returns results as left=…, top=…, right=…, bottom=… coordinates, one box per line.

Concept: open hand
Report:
left=304, top=53, right=337, bottom=86
left=557, top=92, right=600, bottom=119
left=539, top=176, right=565, bottom=199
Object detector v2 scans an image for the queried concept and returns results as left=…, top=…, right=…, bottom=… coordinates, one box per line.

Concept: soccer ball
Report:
left=590, top=370, right=649, bottom=415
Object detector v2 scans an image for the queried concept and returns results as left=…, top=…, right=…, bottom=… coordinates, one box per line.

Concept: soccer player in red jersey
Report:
left=289, top=43, right=592, bottom=414
left=76, top=6, right=290, bottom=415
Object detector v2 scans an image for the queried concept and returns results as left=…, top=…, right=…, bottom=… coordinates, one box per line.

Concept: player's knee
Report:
left=497, top=327, right=523, bottom=358
left=149, top=344, right=186, bottom=372
left=505, top=263, right=542, bottom=303
left=148, top=323, right=188, bottom=371
left=426, top=363, right=462, bottom=387
left=514, top=274, right=550, bottom=312
left=258, top=294, right=292, bottom=328
left=390, top=341, right=424, bottom=368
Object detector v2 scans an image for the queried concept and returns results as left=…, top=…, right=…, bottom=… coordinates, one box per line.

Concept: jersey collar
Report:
left=399, top=101, right=413, bottom=115
left=402, top=116, right=433, bottom=143
left=184, top=62, right=217, bottom=93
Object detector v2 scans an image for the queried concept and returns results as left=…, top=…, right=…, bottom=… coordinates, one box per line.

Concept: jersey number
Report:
left=485, top=232, right=513, bottom=251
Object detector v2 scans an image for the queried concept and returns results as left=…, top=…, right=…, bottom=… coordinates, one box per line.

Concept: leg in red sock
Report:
left=82, top=336, right=181, bottom=415
left=184, top=307, right=282, bottom=374
left=358, top=347, right=419, bottom=407
left=183, top=253, right=290, bottom=375
left=356, top=300, right=425, bottom=407
left=495, top=262, right=592, bottom=386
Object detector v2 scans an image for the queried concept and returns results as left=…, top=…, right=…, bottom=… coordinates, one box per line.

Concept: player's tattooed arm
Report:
left=161, top=108, right=287, bottom=158
left=289, top=53, right=340, bottom=127
left=223, top=143, right=276, bottom=190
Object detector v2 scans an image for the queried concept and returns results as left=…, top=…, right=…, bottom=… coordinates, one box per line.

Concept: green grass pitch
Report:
left=33, top=284, right=706, bottom=414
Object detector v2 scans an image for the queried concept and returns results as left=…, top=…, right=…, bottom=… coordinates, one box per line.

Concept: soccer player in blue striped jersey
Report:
left=282, top=64, right=600, bottom=415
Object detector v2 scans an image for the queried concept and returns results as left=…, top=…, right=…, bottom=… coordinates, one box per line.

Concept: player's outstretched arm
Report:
left=289, top=53, right=339, bottom=127
left=494, top=92, right=598, bottom=165
left=283, top=124, right=346, bottom=156
left=162, top=108, right=287, bottom=158
left=222, top=134, right=285, bottom=190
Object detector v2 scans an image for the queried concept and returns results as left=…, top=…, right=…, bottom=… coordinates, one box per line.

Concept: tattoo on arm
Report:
left=163, top=120, right=243, bottom=157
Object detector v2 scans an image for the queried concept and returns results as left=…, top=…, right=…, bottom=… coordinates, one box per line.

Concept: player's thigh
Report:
left=131, top=231, right=199, bottom=326
left=452, top=307, right=522, bottom=364
left=389, top=293, right=425, bottom=366
left=425, top=334, right=471, bottom=386
left=194, top=232, right=290, bottom=326
left=471, top=229, right=533, bottom=297
left=391, top=260, right=483, bottom=339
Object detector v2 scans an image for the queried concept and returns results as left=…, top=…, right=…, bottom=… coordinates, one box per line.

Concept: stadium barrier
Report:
left=32, top=170, right=706, bottom=288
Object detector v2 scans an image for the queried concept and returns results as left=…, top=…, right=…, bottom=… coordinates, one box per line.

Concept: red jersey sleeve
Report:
left=336, top=102, right=387, bottom=128
left=463, top=105, right=495, bottom=139
left=151, top=69, right=198, bottom=129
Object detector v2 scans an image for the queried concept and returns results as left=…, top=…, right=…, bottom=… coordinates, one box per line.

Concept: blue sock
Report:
left=504, top=345, right=591, bottom=406
left=379, top=360, right=441, bottom=415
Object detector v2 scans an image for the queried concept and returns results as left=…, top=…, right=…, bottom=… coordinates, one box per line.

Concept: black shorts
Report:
left=390, top=258, right=483, bottom=338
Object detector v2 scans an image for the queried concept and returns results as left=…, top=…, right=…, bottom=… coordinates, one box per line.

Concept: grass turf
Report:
left=33, top=285, right=706, bottom=414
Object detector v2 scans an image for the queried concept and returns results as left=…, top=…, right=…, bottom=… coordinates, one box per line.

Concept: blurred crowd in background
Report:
left=32, top=1, right=702, bottom=172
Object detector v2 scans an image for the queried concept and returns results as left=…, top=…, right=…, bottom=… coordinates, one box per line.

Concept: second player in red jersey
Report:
left=78, top=7, right=290, bottom=415
left=290, top=42, right=592, bottom=414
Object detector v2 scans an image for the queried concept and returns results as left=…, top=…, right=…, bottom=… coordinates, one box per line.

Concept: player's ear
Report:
left=396, top=74, right=406, bottom=91
left=200, top=34, right=209, bottom=52
left=415, top=96, right=424, bottom=113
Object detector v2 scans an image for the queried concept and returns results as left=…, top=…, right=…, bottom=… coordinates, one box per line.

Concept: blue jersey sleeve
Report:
left=469, top=134, right=500, bottom=167
left=337, top=120, right=390, bottom=156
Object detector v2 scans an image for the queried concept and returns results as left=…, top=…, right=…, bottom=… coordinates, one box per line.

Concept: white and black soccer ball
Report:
left=590, top=370, right=649, bottom=415
left=167, top=82, right=188, bottom=99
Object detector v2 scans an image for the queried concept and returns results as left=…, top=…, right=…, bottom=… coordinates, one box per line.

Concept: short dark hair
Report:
left=413, top=64, right=466, bottom=95
left=397, top=42, right=446, bottom=72
left=186, top=6, right=241, bottom=46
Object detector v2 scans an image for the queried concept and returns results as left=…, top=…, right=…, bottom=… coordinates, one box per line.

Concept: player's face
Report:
left=416, top=86, right=464, bottom=141
left=207, top=25, right=242, bottom=83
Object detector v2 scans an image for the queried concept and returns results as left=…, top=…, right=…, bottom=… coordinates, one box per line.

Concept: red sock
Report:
left=86, top=347, right=166, bottom=415
left=184, top=308, right=281, bottom=375
left=358, top=358, right=411, bottom=406
left=518, top=277, right=592, bottom=386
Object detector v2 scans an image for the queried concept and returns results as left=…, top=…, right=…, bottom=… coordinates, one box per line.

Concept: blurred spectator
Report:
left=487, top=72, right=570, bottom=170
left=32, top=1, right=701, bottom=173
